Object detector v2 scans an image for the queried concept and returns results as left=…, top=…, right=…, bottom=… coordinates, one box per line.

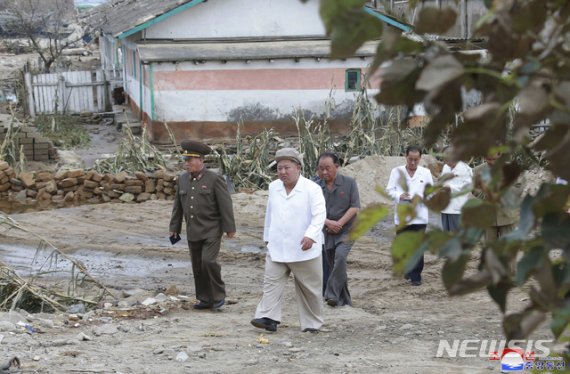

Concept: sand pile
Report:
left=341, top=155, right=443, bottom=208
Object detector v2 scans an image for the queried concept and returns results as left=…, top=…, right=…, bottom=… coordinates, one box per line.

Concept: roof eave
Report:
left=115, top=0, right=206, bottom=40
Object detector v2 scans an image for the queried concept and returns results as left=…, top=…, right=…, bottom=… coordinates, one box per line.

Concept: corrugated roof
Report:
left=137, top=39, right=379, bottom=63
left=83, top=0, right=201, bottom=38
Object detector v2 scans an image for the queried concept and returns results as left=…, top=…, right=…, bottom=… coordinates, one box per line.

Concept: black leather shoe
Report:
left=411, top=280, right=422, bottom=286
left=212, top=299, right=225, bottom=309
left=193, top=300, right=211, bottom=310
left=251, top=317, right=278, bottom=332
left=326, top=299, right=338, bottom=307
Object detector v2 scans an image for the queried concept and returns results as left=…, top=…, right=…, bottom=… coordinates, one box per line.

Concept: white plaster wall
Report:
left=153, top=89, right=379, bottom=122
left=145, top=0, right=326, bottom=39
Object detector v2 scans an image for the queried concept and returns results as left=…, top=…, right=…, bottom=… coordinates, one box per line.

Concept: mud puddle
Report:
left=0, top=244, right=190, bottom=281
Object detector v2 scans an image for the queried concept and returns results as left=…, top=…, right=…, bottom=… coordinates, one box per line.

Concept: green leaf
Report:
left=541, top=213, right=570, bottom=250
left=396, top=201, right=417, bottom=229
left=487, top=281, right=512, bottom=313
left=320, top=0, right=383, bottom=59
left=442, top=253, right=469, bottom=291
left=535, top=125, right=570, bottom=180
left=515, top=246, right=543, bottom=286
left=425, top=229, right=453, bottom=255
left=532, top=184, right=570, bottom=218
left=514, top=85, right=551, bottom=129
left=551, top=308, right=570, bottom=339
left=461, top=198, right=496, bottom=228
left=452, top=103, right=508, bottom=160
left=415, top=7, right=457, bottom=34
left=448, top=269, right=493, bottom=296
left=392, top=231, right=424, bottom=274
left=424, top=185, right=451, bottom=213
left=375, top=58, right=424, bottom=106
left=439, top=237, right=462, bottom=261
left=349, top=203, right=389, bottom=240
left=504, top=310, right=546, bottom=340
left=416, top=55, right=464, bottom=92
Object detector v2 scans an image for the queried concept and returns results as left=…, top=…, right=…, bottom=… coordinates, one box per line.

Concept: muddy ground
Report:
left=0, top=193, right=557, bottom=374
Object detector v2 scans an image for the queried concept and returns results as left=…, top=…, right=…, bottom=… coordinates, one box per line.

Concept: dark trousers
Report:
left=188, top=237, right=225, bottom=303
left=324, top=241, right=353, bottom=306
left=397, top=224, right=427, bottom=282
left=442, top=214, right=461, bottom=232
left=322, top=247, right=330, bottom=295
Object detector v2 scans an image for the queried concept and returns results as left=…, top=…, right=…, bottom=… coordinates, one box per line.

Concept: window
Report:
left=345, top=69, right=361, bottom=92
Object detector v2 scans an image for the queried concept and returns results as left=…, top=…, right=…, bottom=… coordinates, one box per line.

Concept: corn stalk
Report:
left=0, top=214, right=115, bottom=312
left=217, top=122, right=276, bottom=189
left=93, top=124, right=167, bottom=173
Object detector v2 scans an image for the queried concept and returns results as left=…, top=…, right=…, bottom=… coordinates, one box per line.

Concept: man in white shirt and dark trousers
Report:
left=386, top=146, right=434, bottom=286
left=440, top=146, right=473, bottom=232
left=251, top=148, right=326, bottom=333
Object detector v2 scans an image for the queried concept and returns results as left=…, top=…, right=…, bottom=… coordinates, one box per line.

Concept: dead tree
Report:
left=6, top=0, right=89, bottom=72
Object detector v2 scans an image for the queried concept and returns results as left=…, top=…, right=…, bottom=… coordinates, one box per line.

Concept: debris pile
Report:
left=0, top=215, right=114, bottom=313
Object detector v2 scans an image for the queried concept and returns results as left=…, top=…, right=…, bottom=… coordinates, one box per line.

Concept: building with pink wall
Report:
left=86, top=0, right=411, bottom=143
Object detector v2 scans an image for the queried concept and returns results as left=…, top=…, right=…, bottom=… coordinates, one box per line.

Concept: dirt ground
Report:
left=0, top=46, right=559, bottom=374
left=0, top=187, right=556, bottom=373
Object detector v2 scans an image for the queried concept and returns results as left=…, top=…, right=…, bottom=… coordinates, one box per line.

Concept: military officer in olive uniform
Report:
left=169, top=140, right=236, bottom=310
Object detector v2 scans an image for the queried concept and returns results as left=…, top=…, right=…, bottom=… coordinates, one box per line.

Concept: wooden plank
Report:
left=86, top=71, right=95, bottom=112
left=96, top=70, right=105, bottom=112
left=24, top=72, right=35, bottom=118
left=32, top=74, right=41, bottom=114
left=63, top=71, right=77, bottom=112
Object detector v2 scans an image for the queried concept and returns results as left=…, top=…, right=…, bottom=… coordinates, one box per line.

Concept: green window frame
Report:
left=345, top=69, right=361, bottom=92
left=133, top=50, right=137, bottom=79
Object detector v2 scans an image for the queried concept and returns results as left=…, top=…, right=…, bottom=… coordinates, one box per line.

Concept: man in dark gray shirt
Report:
left=317, top=152, right=360, bottom=307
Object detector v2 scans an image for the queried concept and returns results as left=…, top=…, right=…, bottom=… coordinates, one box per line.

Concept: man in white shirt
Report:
left=251, top=148, right=326, bottom=333
left=440, top=146, right=473, bottom=232
left=386, top=145, right=434, bottom=286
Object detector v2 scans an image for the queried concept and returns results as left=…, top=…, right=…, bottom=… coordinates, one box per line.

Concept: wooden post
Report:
left=56, top=75, right=66, bottom=114
left=24, top=72, right=35, bottom=118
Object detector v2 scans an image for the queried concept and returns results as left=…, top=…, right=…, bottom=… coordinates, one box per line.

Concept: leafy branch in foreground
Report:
left=325, top=0, right=570, bottom=342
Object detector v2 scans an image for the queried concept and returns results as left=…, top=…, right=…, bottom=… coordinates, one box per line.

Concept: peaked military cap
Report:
left=180, top=140, right=211, bottom=158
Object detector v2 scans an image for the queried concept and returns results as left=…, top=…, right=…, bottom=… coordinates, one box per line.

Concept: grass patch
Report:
left=35, top=114, right=90, bottom=149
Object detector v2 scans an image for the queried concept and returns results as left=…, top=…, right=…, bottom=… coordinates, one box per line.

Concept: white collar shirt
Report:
left=263, top=176, right=326, bottom=263
left=441, top=161, right=473, bottom=214
left=386, top=165, right=434, bottom=225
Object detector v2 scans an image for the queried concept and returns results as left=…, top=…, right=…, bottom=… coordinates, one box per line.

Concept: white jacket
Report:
left=441, top=161, right=473, bottom=214
left=263, top=176, right=326, bottom=263
left=386, top=165, right=434, bottom=225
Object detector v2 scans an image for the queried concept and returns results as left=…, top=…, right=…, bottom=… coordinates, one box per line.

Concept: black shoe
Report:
left=251, top=317, right=278, bottom=332
left=212, top=299, right=225, bottom=309
left=411, top=280, right=422, bottom=286
left=326, top=299, right=337, bottom=307
left=302, top=328, right=319, bottom=333
left=193, top=300, right=211, bottom=310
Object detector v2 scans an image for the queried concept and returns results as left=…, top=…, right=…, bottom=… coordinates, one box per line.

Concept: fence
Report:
left=24, top=70, right=109, bottom=116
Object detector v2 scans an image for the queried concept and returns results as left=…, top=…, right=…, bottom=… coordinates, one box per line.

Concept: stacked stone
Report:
left=0, top=164, right=179, bottom=207
left=0, top=161, right=16, bottom=194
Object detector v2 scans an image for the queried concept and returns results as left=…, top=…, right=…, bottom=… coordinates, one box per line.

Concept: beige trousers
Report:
left=255, top=254, right=324, bottom=331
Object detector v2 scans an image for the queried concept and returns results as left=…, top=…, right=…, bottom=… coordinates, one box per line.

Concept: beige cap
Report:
left=275, top=148, right=303, bottom=166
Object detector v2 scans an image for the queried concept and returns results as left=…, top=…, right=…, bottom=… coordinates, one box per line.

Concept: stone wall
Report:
left=0, top=161, right=178, bottom=207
